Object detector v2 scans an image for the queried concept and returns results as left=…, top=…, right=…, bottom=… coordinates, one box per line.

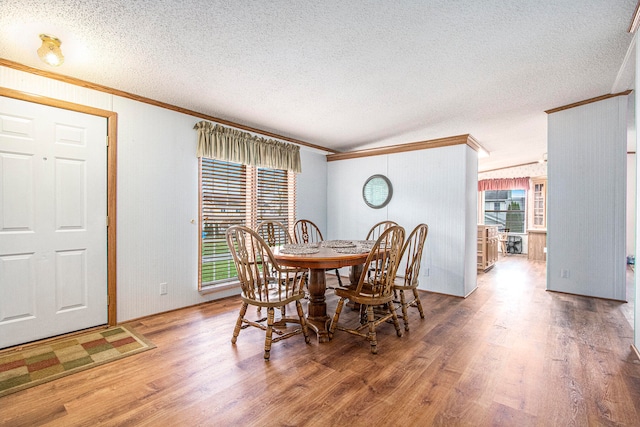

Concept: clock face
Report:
left=363, top=174, right=392, bottom=209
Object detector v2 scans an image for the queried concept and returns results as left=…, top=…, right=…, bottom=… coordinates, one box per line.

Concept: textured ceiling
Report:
left=0, top=0, right=636, bottom=170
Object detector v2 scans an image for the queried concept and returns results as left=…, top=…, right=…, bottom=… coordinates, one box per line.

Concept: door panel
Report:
left=55, top=249, right=86, bottom=312
left=0, top=96, right=107, bottom=348
left=2, top=153, right=34, bottom=230
left=55, top=158, right=86, bottom=230
left=0, top=253, right=36, bottom=321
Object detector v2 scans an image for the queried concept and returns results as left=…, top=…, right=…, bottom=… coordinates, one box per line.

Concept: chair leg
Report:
left=412, top=288, right=425, bottom=318
left=358, top=304, right=368, bottom=325
left=335, top=269, right=343, bottom=287
left=329, top=298, right=345, bottom=339
left=264, top=307, right=275, bottom=361
left=295, top=300, right=311, bottom=344
left=231, top=302, right=248, bottom=344
left=366, top=305, right=378, bottom=354
left=399, top=290, right=410, bottom=331
left=389, top=302, right=402, bottom=338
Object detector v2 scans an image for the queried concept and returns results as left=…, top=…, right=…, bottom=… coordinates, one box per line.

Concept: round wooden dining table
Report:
left=272, top=245, right=370, bottom=343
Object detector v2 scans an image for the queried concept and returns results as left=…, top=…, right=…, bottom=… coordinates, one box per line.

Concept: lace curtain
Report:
left=194, top=121, right=302, bottom=173
left=478, top=177, right=530, bottom=191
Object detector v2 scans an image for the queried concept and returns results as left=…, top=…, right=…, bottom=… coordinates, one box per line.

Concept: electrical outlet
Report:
left=424, top=268, right=429, bottom=277
left=160, top=282, right=168, bottom=295
left=560, top=269, right=570, bottom=279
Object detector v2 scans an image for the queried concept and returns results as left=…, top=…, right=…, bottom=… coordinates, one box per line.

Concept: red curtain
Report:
left=478, top=177, right=530, bottom=191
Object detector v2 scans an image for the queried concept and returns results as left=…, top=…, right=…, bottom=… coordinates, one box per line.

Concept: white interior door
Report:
left=0, top=96, right=107, bottom=348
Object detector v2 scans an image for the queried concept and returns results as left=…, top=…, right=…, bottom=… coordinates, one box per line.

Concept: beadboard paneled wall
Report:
left=464, top=145, right=479, bottom=296
left=327, top=155, right=389, bottom=241
left=547, top=95, right=627, bottom=301
left=327, top=144, right=477, bottom=297
left=296, top=149, right=328, bottom=235
left=628, top=153, right=636, bottom=258
left=0, top=65, right=326, bottom=321
left=113, top=97, right=206, bottom=320
left=629, top=36, right=640, bottom=354
left=0, top=66, right=112, bottom=110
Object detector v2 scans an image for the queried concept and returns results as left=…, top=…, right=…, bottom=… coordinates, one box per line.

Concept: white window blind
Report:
left=199, top=158, right=295, bottom=289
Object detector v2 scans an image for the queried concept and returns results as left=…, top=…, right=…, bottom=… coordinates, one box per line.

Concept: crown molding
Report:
left=326, top=134, right=486, bottom=162
left=545, top=90, right=632, bottom=114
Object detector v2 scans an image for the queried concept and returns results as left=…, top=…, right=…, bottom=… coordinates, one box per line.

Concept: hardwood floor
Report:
left=2, top=257, right=640, bottom=426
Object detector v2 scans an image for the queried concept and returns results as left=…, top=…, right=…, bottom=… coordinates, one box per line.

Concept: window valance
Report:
left=478, top=177, right=530, bottom=191
left=194, top=121, right=302, bottom=173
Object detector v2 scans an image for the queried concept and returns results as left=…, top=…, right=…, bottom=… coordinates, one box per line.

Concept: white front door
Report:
left=0, top=96, right=108, bottom=348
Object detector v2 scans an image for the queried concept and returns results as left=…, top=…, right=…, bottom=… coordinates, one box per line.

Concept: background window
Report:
left=199, top=158, right=295, bottom=288
left=483, top=189, right=526, bottom=233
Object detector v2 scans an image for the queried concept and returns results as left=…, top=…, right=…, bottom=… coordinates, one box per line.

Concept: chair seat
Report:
left=240, top=290, right=306, bottom=308
left=335, top=286, right=393, bottom=306
left=393, top=283, right=416, bottom=291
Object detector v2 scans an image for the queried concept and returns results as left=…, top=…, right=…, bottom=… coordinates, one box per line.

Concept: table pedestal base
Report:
left=304, top=264, right=365, bottom=343
left=306, top=269, right=330, bottom=343
left=305, top=317, right=331, bottom=343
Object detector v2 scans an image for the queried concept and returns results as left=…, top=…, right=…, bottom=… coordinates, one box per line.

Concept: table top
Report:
left=273, top=241, right=371, bottom=270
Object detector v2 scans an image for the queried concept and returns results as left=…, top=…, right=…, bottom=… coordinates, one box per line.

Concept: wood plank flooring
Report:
left=2, top=257, right=639, bottom=426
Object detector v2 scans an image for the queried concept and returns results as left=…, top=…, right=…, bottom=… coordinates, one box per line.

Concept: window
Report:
left=483, top=189, right=526, bottom=233
left=199, top=158, right=295, bottom=289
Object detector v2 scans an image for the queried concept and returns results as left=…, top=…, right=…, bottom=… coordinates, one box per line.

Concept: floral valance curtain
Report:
left=194, top=121, right=302, bottom=173
left=478, top=177, right=530, bottom=191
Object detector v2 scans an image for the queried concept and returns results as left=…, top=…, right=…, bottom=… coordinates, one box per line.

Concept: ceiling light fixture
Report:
left=37, top=34, right=64, bottom=66
left=478, top=147, right=490, bottom=158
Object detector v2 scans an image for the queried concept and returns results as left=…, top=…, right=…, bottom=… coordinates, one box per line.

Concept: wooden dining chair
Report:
left=256, top=220, right=293, bottom=247
left=498, top=228, right=510, bottom=256
left=293, top=219, right=343, bottom=287
left=365, top=220, right=399, bottom=280
left=226, top=225, right=310, bottom=361
left=293, top=219, right=323, bottom=245
left=365, top=220, right=398, bottom=241
left=394, top=223, right=429, bottom=331
left=256, top=220, right=294, bottom=282
left=256, top=220, right=296, bottom=316
left=328, top=225, right=405, bottom=354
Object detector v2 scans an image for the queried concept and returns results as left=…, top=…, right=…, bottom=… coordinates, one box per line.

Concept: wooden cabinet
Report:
left=477, top=225, right=498, bottom=271
left=528, top=229, right=547, bottom=261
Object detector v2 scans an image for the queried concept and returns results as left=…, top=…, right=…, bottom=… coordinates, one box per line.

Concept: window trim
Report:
left=531, top=177, right=547, bottom=229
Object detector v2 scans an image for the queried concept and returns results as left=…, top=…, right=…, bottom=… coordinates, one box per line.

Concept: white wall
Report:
left=628, top=153, right=636, bottom=258
left=627, top=91, right=636, bottom=259
left=296, top=148, right=328, bottom=234
left=327, top=144, right=478, bottom=297
left=114, top=97, right=209, bottom=320
left=327, top=155, right=389, bottom=240
left=547, top=95, right=627, bottom=301
left=633, top=32, right=640, bottom=354
left=0, top=65, right=326, bottom=321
